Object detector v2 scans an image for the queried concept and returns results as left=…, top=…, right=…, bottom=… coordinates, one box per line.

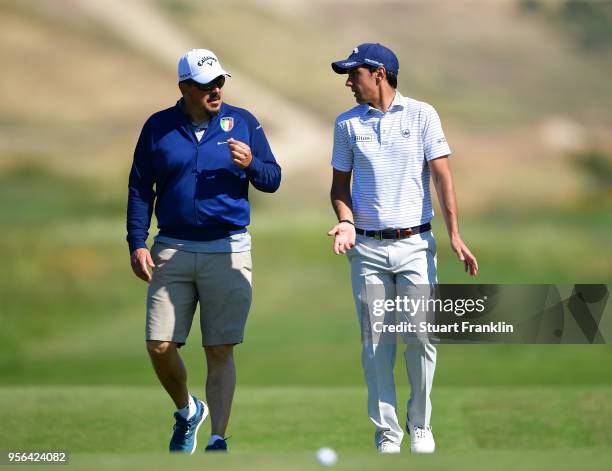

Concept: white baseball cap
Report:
left=178, top=49, right=231, bottom=84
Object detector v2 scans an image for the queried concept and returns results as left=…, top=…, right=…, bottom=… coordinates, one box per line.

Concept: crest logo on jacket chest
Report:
left=220, top=117, right=234, bottom=132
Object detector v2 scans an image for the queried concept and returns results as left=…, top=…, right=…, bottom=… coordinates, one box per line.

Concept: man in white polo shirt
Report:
left=328, top=43, right=478, bottom=454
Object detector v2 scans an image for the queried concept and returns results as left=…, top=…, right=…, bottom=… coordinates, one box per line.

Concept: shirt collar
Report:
left=361, top=90, right=405, bottom=117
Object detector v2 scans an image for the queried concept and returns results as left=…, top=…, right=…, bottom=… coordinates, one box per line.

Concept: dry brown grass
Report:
left=1, top=0, right=611, bottom=211
left=0, top=4, right=176, bottom=177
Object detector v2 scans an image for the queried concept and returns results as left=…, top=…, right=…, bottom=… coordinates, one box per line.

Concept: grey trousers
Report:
left=347, top=231, right=438, bottom=447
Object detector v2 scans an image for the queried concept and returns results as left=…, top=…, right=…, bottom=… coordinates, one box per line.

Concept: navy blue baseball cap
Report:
left=331, top=43, right=399, bottom=75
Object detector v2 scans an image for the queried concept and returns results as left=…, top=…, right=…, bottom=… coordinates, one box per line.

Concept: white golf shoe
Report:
left=377, top=440, right=401, bottom=454
left=407, top=422, right=435, bottom=454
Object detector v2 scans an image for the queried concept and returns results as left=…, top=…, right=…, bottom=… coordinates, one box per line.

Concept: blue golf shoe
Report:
left=169, top=396, right=208, bottom=454
left=205, top=437, right=229, bottom=452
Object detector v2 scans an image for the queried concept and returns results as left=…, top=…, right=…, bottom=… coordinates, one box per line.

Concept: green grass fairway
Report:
left=72, top=450, right=612, bottom=471
left=1, top=386, right=611, bottom=470
left=1, top=168, right=611, bottom=470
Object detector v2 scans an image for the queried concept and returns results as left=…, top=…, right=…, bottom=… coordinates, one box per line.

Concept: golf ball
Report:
left=316, top=447, right=338, bottom=466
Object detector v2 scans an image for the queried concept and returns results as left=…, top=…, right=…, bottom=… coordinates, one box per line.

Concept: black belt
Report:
left=355, top=222, right=431, bottom=240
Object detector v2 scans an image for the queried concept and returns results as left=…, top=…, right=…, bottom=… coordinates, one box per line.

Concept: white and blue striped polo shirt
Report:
left=331, top=91, right=451, bottom=230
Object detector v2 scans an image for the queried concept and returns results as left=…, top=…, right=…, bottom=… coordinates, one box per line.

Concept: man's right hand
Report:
left=327, top=221, right=356, bottom=255
left=130, top=248, right=155, bottom=283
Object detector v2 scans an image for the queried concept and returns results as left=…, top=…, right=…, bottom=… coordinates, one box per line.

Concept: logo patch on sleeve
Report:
left=220, top=117, right=234, bottom=132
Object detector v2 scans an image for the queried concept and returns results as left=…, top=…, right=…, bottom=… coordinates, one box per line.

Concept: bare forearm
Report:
left=433, top=172, right=460, bottom=238
left=429, top=158, right=478, bottom=275
left=331, top=187, right=354, bottom=222
left=328, top=169, right=356, bottom=254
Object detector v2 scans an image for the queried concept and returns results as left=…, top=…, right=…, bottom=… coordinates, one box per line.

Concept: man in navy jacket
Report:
left=127, top=49, right=281, bottom=453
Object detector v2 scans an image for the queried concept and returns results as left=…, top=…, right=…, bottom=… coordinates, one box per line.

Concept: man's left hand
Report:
left=228, top=138, right=253, bottom=169
left=450, top=235, right=478, bottom=276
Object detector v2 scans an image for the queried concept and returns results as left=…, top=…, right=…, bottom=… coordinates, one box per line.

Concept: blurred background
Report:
left=1, top=0, right=611, bottom=464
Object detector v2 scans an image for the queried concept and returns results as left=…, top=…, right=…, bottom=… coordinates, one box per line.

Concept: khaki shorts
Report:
left=146, top=242, right=252, bottom=346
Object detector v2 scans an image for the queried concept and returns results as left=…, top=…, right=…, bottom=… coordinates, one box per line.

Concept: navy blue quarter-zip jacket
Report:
left=126, top=101, right=281, bottom=252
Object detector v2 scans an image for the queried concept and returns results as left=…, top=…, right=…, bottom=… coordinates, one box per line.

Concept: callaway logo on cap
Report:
left=178, top=48, right=232, bottom=84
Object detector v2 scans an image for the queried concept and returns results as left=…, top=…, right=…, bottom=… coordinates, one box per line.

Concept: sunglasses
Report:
left=187, top=75, right=225, bottom=92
